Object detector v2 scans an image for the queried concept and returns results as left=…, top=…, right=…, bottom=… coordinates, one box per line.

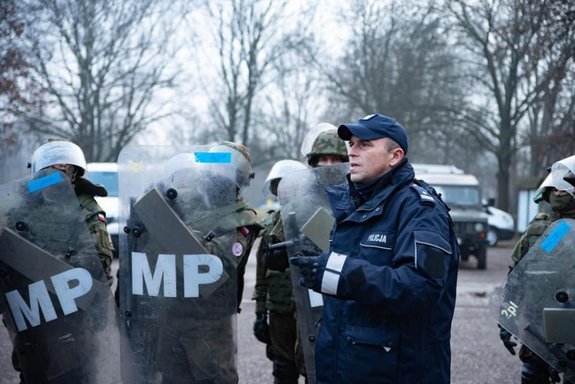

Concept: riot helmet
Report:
left=211, top=141, right=254, bottom=189
left=30, top=141, right=87, bottom=176
left=534, top=155, right=575, bottom=203
left=264, top=159, right=307, bottom=197
left=301, top=124, right=349, bottom=167
left=565, top=170, right=575, bottom=188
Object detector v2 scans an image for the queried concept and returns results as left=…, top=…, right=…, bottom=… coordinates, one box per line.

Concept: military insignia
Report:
left=239, top=226, right=250, bottom=237
left=232, top=242, right=244, bottom=257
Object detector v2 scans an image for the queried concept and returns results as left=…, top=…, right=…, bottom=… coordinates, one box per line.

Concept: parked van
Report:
left=85, top=162, right=119, bottom=257
left=413, top=164, right=489, bottom=269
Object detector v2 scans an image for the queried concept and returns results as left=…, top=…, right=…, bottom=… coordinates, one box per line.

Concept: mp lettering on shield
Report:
left=5, top=268, right=94, bottom=332
left=131, top=252, right=223, bottom=298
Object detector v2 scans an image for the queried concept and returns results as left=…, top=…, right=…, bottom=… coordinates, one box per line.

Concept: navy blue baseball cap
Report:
left=338, top=113, right=408, bottom=153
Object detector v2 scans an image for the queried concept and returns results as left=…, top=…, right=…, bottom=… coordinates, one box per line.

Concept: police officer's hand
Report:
left=253, top=313, right=271, bottom=344
left=498, top=325, right=517, bottom=355
left=289, top=252, right=327, bottom=291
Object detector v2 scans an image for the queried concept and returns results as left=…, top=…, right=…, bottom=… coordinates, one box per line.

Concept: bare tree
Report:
left=0, top=0, right=42, bottom=182
left=19, top=0, right=182, bottom=162
left=447, top=0, right=575, bottom=210
left=320, top=0, right=470, bottom=165
left=192, top=0, right=314, bottom=149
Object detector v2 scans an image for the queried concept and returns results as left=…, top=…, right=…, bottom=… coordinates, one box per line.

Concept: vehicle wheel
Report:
left=487, top=226, right=498, bottom=247
left=477, top=245, right=487, bottom=270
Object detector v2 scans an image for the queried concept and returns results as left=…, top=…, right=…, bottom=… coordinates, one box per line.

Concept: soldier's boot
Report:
left=273, top=356, right=299, bottom=384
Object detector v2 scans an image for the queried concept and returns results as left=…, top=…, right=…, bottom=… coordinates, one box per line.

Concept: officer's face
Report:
left=348, top=137, right=404, bottom=184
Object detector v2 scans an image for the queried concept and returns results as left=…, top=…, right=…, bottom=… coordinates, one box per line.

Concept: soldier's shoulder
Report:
left=236, top=200, right=263, bottom=229
left=76, top=193, right=105, bottom=214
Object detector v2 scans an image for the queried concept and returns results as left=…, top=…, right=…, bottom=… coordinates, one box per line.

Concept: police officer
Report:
left=290, top=113, right=460, bottom=383
left=253, top=127, right=349, bottom=384
left=8, top=140, right=114, bottom=383
left=499, top=155, right=575, bottom=384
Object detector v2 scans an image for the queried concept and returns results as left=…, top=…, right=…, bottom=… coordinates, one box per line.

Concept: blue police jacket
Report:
left=315, top=161, right=459, bottom=383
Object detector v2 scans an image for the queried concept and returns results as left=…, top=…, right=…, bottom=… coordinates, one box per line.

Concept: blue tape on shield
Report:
left=540, top=221, right=571, bottom=254
left=194, top=152, right=232, bottom=163
left=27, top=172, right=64, bottom=192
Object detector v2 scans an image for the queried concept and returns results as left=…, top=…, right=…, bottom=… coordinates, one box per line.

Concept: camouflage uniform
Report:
left=154, top=184, right=261, bottom=384
left=253, top=209, right=306, bottom=384
left=4, top=174, right=112, bottom=384
left=75, top=177, right=114, bottom=285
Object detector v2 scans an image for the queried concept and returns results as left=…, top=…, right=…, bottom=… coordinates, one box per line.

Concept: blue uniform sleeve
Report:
left=326, top=201, right=454, bottom=316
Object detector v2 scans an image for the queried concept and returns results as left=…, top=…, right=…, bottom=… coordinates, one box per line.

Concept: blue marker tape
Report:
left=540, top=221, right=571, bottom=253
left=27, top=172, right=64, bottom=193
left=195, top=152, right=232, bottom=163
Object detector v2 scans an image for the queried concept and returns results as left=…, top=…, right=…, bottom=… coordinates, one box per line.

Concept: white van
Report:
left=85, top=162, right=119, bottom=256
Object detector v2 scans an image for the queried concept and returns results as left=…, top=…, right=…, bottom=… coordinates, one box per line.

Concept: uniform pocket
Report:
left=341, top=324, right=399, bottom=381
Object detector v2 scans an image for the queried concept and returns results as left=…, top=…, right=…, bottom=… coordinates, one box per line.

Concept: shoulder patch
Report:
left=409, top=183, right=436, bottom=206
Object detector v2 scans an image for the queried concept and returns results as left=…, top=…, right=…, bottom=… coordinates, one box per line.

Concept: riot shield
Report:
left=276, top=163, right=349, bottom=384
left=493, top=219, right=575, bottom=381
left=118, top=145, right=238, bottom=384
left=0, top=169, right=122, bottom=384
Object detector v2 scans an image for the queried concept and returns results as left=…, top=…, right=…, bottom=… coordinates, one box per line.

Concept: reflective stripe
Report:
left=326, top=252, right=347, bottom=272
left=321, top=270, right=340, bottom=295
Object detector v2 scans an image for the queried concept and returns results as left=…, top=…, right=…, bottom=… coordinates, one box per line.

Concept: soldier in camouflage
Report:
left=153, top=142, right=262, bottom=384
left=215, top=141, right=263, bottom=311
left=8, top=140, right=114, bottom=383
left=305, top=128, right=349, bottom=167
left=500, top=155, right=575, bottom=384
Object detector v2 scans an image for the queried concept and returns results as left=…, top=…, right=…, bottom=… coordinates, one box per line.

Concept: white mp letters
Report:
left=5, top=268, right=93, bottom=332
left=131, top=252, right=223, bottom=298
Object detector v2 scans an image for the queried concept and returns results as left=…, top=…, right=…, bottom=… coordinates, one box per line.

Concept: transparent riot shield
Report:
left=0, top=169, right=122, bottom=384
left=493, top=219, right=575, bottom=381
left=276, top=163, right=349, bottom=384
left=118, top=145, right=238, bottom=384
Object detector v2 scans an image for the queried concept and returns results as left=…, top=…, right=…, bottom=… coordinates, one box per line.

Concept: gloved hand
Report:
left=265, top=248, right=289, bottom=272
left=253, top=313, right=271, bottom=344
left=289, top=252, right=327, bottom=291
left=499, top=325, right=517, bottom=355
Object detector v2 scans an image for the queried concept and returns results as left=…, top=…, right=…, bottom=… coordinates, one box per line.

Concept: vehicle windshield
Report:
left=87, top=171, right=118, bottom=197
left=433, top=185, right=481, bottom=207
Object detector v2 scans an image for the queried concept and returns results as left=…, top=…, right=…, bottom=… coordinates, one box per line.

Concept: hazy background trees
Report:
left=1, top=0, right=573, bottom=214
left=17, top=0, right=182, bottom=162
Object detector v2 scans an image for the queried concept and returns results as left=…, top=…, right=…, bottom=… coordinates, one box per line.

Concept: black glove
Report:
left=253, top=313, right=271, bottom=344
left=265, top=248, right=289, bottom=272
left=498, top=325, right=517, bottom=355
left=289, top=252, right=327, bottom=291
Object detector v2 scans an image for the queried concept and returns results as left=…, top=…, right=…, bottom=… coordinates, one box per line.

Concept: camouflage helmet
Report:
left=306, top=129, right=349, bottom=167
left=210, top=141, right=254, bottom=189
